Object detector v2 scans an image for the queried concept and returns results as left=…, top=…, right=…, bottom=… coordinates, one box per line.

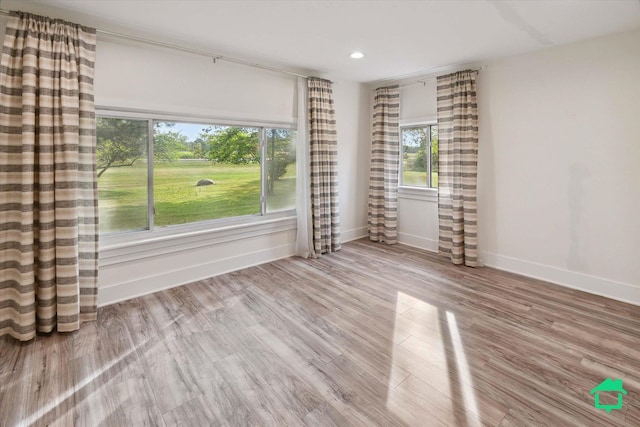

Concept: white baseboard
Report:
left=481, top=251, right=640, bottom=306
left=98, top=223, right=639, bottom=308
left=342, top=226, right=368, bottom=243
left=98, top=243, right=295, bottom=307
left=397, top=232, right=439, bottom=252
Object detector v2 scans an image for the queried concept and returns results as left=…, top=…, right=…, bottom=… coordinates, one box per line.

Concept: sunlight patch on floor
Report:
left=446, top=310, right=481, bottom=427
left=386, top=292, right=450, bottom=424
left=20, top=344, right=138, bottom=427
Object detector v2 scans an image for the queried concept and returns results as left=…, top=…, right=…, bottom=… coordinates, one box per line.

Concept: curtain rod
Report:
left=0, top=7, right=312, bottom=79
left=399, top=66, right=486, bottom=88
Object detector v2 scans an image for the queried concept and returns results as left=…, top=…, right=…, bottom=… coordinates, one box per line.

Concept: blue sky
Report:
left=169, top=122, right=209, bottom=142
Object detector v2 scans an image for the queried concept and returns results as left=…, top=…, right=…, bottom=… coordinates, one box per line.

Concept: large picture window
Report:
left=400, top=124, right=438, bottom=188
left=97, top=115, right=296, bottom=235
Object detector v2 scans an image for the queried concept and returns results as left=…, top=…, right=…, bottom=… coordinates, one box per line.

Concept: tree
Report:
left=430, top=126, right=439, bottom=174
left=405, top=128, right=426, bottom=172
left=96, top=119, right=186, bottom=178
left=96, top=118, right=147, bottom=178
left=198, top=127, right=259, bottom=164
left=195, top=126, right=295, bottom=193
left=266, top=128, right=295, bottom=193
left=154, top=130, right=188, bottom=162
left=192, top=142, right=204, bottom=159
left=409, top=126, right=439, bottom=173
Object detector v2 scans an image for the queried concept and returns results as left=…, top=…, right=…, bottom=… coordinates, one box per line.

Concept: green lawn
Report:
left=402, top=153, right=438, bottom=188
left=98, top=161, right=295, bottom=234
left=402, top=170, right=439, bottom=188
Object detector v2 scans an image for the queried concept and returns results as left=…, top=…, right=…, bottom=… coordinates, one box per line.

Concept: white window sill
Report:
left=398, top=186, right=438, bottom=203
left=99, top=211, right=296, bottom=267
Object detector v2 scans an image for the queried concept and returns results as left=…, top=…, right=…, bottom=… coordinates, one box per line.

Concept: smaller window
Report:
left=400, top=124, right=438, bottom=188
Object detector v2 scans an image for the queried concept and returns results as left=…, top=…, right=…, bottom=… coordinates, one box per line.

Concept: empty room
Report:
left=0, top=0, right=638, bottom=426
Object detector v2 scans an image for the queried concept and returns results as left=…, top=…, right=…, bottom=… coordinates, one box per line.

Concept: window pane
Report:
left=97, top=118, right=148, bottom=234
left=266, top=128, right=296, bottom=212
left=153, top=122, right=261, bottom=227
left=401, top=127, right=427, bottom=187
left=431, top=125, right=438, bottom=188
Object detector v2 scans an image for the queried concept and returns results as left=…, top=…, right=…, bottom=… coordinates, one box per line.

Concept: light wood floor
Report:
left=1, top=239, right=639, bottom=426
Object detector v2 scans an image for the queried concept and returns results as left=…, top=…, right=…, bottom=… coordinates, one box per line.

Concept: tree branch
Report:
left=97, top=158, right=139, bottom=178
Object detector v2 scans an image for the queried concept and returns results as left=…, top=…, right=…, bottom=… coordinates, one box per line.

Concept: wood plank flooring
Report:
left=1, top=239, right=639, bottom=426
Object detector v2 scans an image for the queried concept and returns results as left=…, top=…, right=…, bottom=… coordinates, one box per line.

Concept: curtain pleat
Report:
left=308, top=78, right=341, bottom=255
left=437, top=70, right=479, bottom=267
left=368, top=85, right=400, bottom=244
left=0, top=12, right=98, bottom=341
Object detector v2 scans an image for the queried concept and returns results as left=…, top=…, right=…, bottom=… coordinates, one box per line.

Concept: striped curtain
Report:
left=308, top=77, right=341, bottom=255
left=368, top=85, right=400, bottom=244
left=0, top=12, right=98, bottom=341
left=437, top=70, right=479, bottom=267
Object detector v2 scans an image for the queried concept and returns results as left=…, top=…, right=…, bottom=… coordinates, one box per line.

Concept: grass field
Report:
left=402, top=153, right=438, bottom=187
left=98, top=161, right=295, bottom=234
left=402, top=170, right=439, bottom=187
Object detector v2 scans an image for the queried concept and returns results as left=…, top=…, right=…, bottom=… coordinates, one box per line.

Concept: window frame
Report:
left=398, top=116, right=438, bottom=203
left=398, top=117, right=438, bottom=190
left=96, top=107, right=297, bottom=244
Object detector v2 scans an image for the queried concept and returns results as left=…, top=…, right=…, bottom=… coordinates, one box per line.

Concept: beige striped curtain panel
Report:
left=436, top=70, right=479, bottom=267
left=368, top=85, right=400, bottom=244
left=0, top=12, right=99, bottom=341
left=308, top=78, right=341, bottom=255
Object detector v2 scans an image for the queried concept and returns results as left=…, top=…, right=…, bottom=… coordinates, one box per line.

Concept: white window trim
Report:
left=97, top=107, right=297, bottom=262
left=398, top=186, right=438, bottom=203
left=100, top=214, right=296, bottom=266
left=398, top=116, right=438, bottom=197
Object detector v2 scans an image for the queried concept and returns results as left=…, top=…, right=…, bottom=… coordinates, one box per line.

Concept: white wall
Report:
left=334, top=81, right=372, bottom=241
left=396, top=80, right=440, bottom=251
left=477, top=29, right=640, bottom=304
left=394, top=30, right=640, bottom=304
left=400, top=81, right=437, bottom=121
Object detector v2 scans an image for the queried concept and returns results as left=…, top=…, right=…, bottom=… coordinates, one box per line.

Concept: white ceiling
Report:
left=5, top=0, right=640, bottom=82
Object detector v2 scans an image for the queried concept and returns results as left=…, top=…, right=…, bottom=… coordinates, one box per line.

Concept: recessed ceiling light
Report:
left=350, top=51, right=365, bottom=59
